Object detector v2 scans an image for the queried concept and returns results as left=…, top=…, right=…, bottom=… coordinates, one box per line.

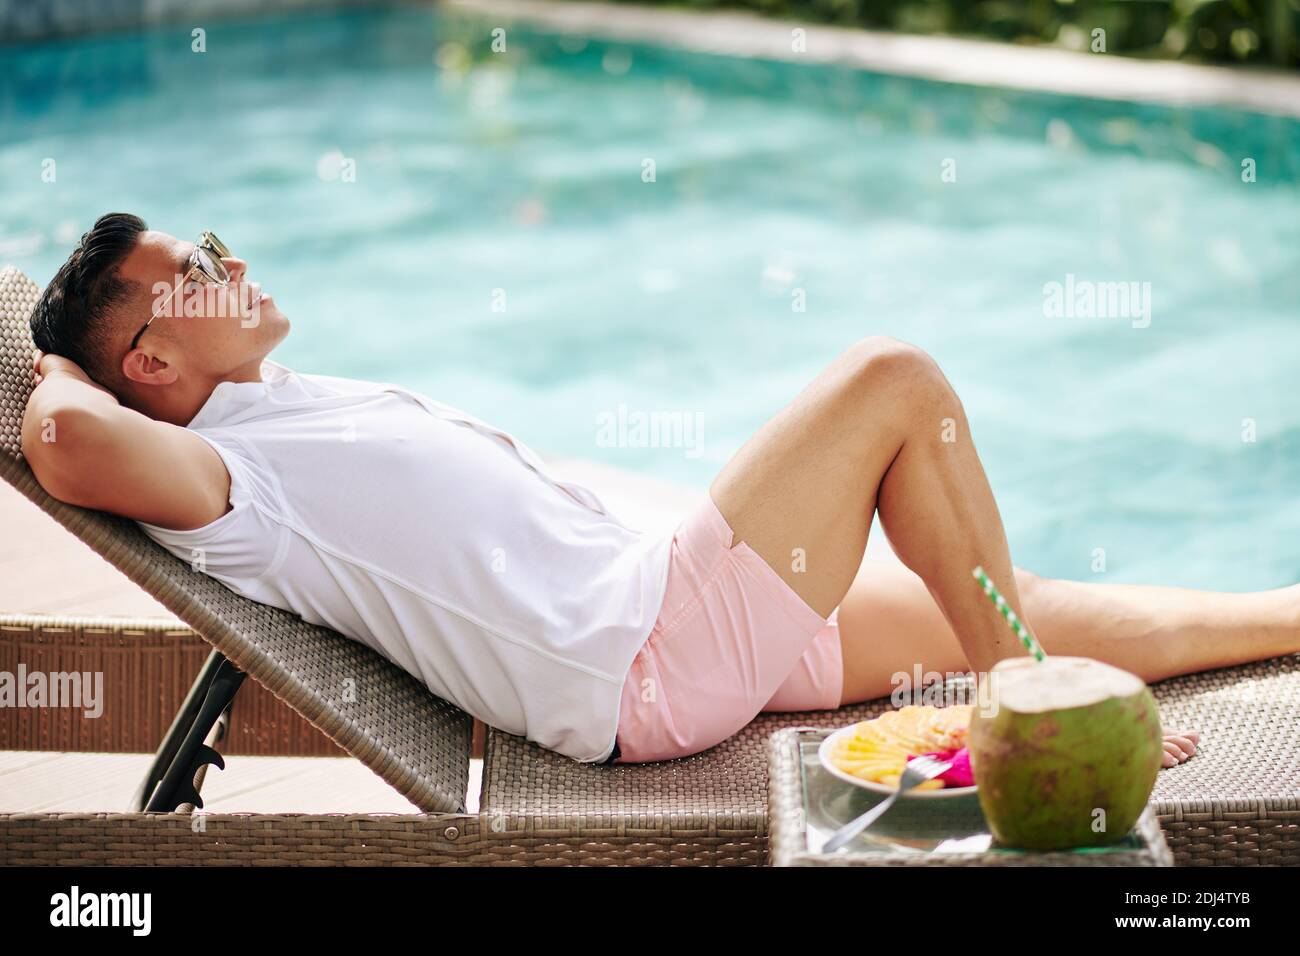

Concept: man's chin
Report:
left=274, top=312, right=291, bottom=346
left=258, top=302, right=291, bottom=343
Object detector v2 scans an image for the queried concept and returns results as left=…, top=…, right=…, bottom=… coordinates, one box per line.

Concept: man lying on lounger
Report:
left=25, top=214, right=1294, bottom=767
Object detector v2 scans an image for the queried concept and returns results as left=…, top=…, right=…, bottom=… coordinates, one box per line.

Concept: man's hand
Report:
left=31, top=349, right=117, bottom=401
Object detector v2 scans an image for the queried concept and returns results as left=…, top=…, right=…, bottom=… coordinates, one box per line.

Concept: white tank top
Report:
left=137, top=359, right=673, bottom=763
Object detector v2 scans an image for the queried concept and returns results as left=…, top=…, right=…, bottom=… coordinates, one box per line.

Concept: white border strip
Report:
left=443, top=0, right=1300, bottom=119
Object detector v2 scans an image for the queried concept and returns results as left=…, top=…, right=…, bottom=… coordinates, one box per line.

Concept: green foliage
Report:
left=597, top=0, right=1300, bottom=67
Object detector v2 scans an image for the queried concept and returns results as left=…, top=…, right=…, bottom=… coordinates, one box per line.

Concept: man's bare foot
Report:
left=1161, top=730, right=1199, bottom=768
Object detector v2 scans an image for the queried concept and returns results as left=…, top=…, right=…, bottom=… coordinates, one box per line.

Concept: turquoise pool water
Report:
left=2, top=6, right=1298, bottom=590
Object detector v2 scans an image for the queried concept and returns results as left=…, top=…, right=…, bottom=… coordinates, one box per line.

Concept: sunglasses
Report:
left=129, top=231, right=234, bottom=352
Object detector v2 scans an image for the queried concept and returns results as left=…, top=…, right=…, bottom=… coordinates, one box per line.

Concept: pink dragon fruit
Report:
left=906, top=747, right=974, bottom=788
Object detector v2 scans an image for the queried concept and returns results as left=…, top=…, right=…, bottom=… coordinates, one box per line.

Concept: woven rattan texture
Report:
left=487, top=661, right=1300, bottom=865
left=0, top=614, right=345, bottom=755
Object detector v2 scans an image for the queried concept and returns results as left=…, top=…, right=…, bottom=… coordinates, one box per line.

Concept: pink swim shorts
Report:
left=610, top=491, right=844, bottom=764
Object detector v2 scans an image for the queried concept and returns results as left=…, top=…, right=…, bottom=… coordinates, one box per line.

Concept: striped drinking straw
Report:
left=972, top=566, right=1046, bottom=662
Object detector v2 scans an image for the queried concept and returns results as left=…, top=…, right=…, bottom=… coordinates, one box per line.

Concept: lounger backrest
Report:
left=0, top=265, right=472, bottom=813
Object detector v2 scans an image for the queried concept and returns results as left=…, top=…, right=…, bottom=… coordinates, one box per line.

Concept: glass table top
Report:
left=796, top=732, right=1148, bottom=860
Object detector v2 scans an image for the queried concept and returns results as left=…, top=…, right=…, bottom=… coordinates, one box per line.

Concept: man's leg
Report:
left=837, top=561, right=1300, bottom=699
left=831, top=556, right=1300, bottom=764
left=710, top=336, right=1028, bottom=677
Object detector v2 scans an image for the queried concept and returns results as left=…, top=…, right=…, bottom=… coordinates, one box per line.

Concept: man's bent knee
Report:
left=843, top=336, right=958, bottom=417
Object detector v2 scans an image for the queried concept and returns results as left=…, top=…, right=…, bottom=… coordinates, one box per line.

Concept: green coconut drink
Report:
left=968, top=656, right=1164, bottom=851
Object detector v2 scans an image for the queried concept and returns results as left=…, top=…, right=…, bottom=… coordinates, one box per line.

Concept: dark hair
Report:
left=30, top=212, right=148, bottom=384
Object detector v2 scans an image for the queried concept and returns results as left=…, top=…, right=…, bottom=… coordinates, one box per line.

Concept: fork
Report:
left=821, top=754, right=953, bottom=853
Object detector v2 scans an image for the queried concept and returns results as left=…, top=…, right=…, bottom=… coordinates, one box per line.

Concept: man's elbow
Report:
left=21, top=402, right=95, bottom=505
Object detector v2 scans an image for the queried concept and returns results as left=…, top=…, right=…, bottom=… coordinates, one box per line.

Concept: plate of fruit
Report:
left=818, top=704, right=978, bottom=798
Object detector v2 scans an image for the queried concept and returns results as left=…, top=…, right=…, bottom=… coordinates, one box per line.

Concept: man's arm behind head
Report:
left=22, top=349, right=233, bottom=532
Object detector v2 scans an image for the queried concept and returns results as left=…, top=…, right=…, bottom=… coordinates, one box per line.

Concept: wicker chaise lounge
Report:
left=2, top=265, right=1298, bottom=866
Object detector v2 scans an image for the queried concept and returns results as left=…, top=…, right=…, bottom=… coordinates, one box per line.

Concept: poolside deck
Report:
left=0, top=480, right=169, bottom=618
left=0, top=750, right=428, bottom=813
left=448, top=0, right=1300, bottom=119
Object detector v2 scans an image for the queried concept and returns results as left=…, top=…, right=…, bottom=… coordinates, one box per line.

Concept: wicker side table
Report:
left=767, top=727, right=1173, bottom=867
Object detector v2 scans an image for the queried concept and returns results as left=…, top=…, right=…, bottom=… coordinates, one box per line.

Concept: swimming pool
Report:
left=2, top=6, right=1298, bottom=590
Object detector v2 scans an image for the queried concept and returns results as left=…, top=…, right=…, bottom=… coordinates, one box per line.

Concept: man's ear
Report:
left=121, top=347, right=179, bottom=387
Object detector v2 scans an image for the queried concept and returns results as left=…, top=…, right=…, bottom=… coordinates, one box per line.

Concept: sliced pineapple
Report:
left=827, top=705, right=972, bottom=789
